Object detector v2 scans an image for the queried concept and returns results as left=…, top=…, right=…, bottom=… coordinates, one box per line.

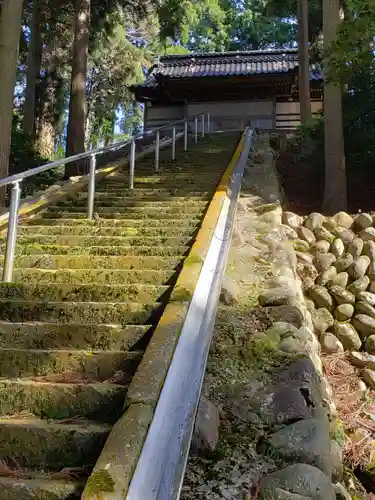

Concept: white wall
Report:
left=144, top=99, right=324, bottom=132
left=145, top=105, right=185, bottom=130
left=187, top=101, right=275, bottom=131
left=276, top=101, right=323, bottom=129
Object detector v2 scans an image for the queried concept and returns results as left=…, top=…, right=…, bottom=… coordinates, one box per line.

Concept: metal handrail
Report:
left=126, top=128, right=254, bottom=500
left=0, top=113, right=207, bottom=188
left=0, top=111, right=210, bottom=282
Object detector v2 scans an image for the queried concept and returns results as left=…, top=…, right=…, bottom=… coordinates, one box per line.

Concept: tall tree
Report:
left=297, top=0, right=311, bottom=123
left=65, top=0, right=90, bottom=177
left=0, top=0, right=24, bottom=204
left=36, top=0, right=73, bottom=158
left=23, top=0, right=43, bottom=139
left=322, top=0, right=347, bottom=212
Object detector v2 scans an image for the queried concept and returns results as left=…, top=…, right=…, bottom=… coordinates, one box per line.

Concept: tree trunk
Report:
left=297, top=0, right=311, bottom=124
left=23, top=0, right=43, bottom=140
left=322, top=0, right=347, bottom=213
left=65, top=0, right=90, bottom=178
left=0, top=0, right=23, bottom=205
left=36, top=66, right=59, bottom=159
left=37, top=120, right=55, bottom=158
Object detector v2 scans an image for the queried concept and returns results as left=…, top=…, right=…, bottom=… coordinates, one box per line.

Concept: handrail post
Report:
left=194, top=116, right=198, bottom=143
left=2, top=181, right=21, bottom=283
left=207, top=112, right=211, bottom=133
left=172, top=125, right=176, bottom=160
left=130, top=140, right=136, bottom=189
left=184, top=119, right=188, bottom=151
left=155, top=129, right=160, bottom=172
left=201, top=114, right=205, bottom=137
left=87, top=154, right=96, bottom=220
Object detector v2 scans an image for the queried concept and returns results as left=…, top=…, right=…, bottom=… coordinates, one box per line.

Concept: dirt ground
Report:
left=276, top=149, right=375, bottom=216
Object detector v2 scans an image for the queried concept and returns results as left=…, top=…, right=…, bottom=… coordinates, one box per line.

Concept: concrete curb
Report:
left=82, top=134, right=245, bottom=499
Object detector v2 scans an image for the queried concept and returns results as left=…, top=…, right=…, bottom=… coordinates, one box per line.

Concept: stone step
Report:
left=98, top=183, right=219, bottom=193
left=18, top=224, right=196, bottom=237
left=0, top=379, right=127, bottom=423
left=0, top=417, right=110, bottom=470
left=10, top=268, right=176, bottom=285
left=100, top=173, right=221, bottom=184
left=0, top=283, right=171, bottom=303
left=0, top=255, right=183, bottom=270
left=0, top=322, right=149, bottom=350
left=0, top=321, right=149, bottom=350
left=0, top=476, right=83, bottom=499
left=46, top=205, right=205, bottom=215
left=57, top=198, right=208, bottom=208
left=0, top=348, right=142, bottom=379
left=0, top=300, right=162, bottom=324
left=88, top=189, right=213, bottom=198
left=41, top=210, right=204, bottom=220
left=98, top=182, right=219, bottom=191
left=24, top=217, right=200, bottom=227
left=77, top=193, right=210, bottom=202
left=0, top=243, right=188, bottom=256
left=6, top=234, right=193, bottom=248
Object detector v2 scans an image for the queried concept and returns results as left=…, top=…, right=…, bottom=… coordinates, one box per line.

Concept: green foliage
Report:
left=10, top=118, right=63, bottom=198
left=328, top=0, right=375, bottom=85
left=158, top=0, right=300, bottom=51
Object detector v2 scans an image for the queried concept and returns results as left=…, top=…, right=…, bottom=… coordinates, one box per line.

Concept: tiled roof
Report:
left=133, top=49, right=322, bottom=91
left=154, top=49, right=300, bottom=79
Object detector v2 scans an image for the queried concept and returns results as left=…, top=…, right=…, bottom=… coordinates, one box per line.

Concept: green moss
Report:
left=0, top=282, right=168, bottom=303
left=330, top=418, right=346, bottom=447
left=243, top=333, right=291, bottom=375
left=0, top=300, right=160, bottom=325
left=83, top=469, right=115, bottom=499
left=254, top=203, right=280, bottom=215
left=8, top=243, right=187, bottom=257
left=171, top=286, right=193, bottom=302
left=183, top=253, right=203, bottom=265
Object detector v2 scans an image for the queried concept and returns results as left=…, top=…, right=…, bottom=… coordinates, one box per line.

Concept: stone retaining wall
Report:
left=238, top=133, right=349, bottom=499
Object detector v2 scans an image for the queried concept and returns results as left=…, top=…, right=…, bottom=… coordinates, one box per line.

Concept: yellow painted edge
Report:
left=188, top=133, right=244, bottom=263
left=85, top=132, right=246, bottom=498
left=127, top=132, right=246, bottom=406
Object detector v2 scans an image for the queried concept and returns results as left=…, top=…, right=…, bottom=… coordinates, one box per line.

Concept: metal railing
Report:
left=126, top=128, right=254, bottom=500
left=0, top=112, right=211, bottom=282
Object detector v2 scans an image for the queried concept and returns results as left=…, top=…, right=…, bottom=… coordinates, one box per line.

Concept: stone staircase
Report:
left=0, top=133, right=239, bottom=499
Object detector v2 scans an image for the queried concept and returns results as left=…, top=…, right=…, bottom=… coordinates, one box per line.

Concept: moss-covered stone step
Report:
left=18, top=224, right=196, bottom=237
left=24, top=217, right=200, bottom=227
left=90, top=189, right=214, bottom=198
left=0, top=300, right=162, bottom=324
left=0, top=417, right=110, bottom=469
left=0, top=321, right=149, bottom=350
left=98, top=181, right=219, bottom=191
left=0, top=348, right=142, bottom=379
left=0, top=255, right=183, bottom=270
left=0, top=379, right=127, bottom=422
left=7, top=234, right=192, bottom=248
left=41, top=210, right=204, bottom=220
left=100, top=173, right=221, bottom=184
left=78, top=192, right=210, bottom=202
left=46, top=205, right=205, bottom=215
left=57, top=198, right=208, bottom=208
left=4, top=243, right=188, bottom=257
left=0, top=283, right=170, bottom=303
left=11, top=268, right=175, bottom=285
left=0, top=322, right=149, bottom=350
left=0, top=477, right=83, bottom=500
